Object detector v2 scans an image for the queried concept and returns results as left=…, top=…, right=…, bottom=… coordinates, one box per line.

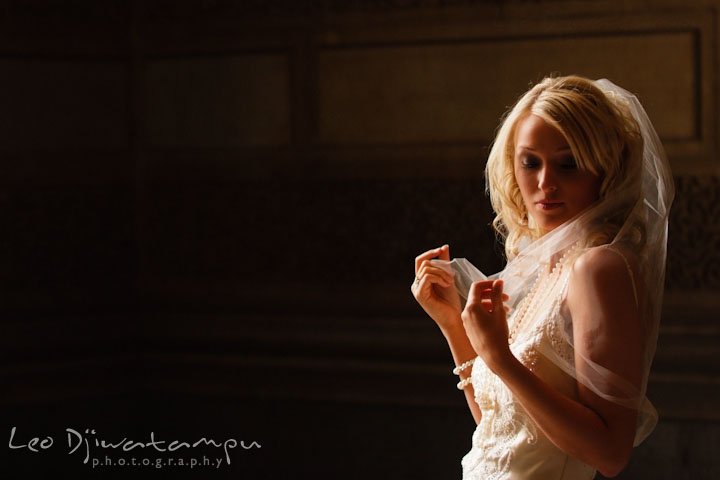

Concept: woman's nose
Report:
left=538, top=167, right=558, bottom=192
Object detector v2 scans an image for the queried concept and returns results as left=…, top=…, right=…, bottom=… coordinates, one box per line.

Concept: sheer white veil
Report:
left=438, top=78, right=674, bottom=445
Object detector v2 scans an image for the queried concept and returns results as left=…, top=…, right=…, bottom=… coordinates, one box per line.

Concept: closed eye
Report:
left=519, top=154, right=540, bottom=169
left=559, top=156, right=578, bottom=170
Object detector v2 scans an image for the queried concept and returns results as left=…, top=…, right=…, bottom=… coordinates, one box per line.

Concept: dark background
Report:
left=1, top=1, right=719, bottom=478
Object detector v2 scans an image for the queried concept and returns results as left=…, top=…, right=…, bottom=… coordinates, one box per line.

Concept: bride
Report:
left=411, top=76, right=673, bottom=479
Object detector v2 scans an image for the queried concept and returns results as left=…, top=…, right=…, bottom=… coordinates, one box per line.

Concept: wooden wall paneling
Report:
left=0, top=0, right=128, bottom=56
left=1, top=314, right=139, bottom=404
left=0, top=151, right=133, bottom=186
left=0, top=9, right=136, bottom=408
left=143, top=52, right=291, bottom=149
left=0, top=181, right=136, bottom=311
left=651, top=321, right=720, bottom=420
left=0, top=58, right=129, bottom=150
left=313, top=8, right=715, bottom=166
left=133, top=313, right=460, bottom=406
left=316, top=33, right=696, bottom=144
left=0, top=4, right=719, bottom=479
left=0, top=0, right=711, bottom=423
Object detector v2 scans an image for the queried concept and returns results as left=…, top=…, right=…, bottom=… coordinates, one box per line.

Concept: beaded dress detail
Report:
left=461, top=247, right=597, bottom=480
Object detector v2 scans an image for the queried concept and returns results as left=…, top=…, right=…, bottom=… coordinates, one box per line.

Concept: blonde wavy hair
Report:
left=485, top=75, right=645, bottom=260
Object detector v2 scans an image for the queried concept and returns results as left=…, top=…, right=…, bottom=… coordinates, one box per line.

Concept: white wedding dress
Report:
left=461, top=257, right=597, bottom=480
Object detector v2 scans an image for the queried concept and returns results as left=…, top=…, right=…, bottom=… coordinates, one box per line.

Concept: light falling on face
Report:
left=513, top=114, right=602, bottom=233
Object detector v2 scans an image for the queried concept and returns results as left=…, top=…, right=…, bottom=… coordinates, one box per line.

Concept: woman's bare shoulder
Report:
left=572, top=244, right=638, bottom=280
left=569, top=244, right=640, bottom=311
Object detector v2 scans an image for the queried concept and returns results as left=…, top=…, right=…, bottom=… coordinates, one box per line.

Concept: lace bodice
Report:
left=461, top=263, right=596, bottom=480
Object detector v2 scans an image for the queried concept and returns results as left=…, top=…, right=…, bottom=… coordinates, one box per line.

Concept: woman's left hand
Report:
left=461, top=280, right=512, bottom=371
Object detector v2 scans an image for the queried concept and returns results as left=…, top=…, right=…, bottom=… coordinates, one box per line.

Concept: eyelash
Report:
left=520, top=157, right=578, bottom=170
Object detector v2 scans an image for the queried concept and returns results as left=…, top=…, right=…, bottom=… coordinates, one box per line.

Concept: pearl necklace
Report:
left=508, top=242, right=579, bottom=344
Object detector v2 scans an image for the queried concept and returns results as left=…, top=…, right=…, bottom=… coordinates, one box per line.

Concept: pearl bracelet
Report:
left=456, top=377, right=473, bottom=390
left=452, top=358, right=475, bottom=375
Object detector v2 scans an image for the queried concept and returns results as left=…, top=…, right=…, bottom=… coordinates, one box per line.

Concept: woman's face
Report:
left=513, top=114, right=602, bottom=232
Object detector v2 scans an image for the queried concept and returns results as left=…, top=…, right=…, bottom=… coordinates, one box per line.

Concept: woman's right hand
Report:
left=411, top=245, right=463, bottom=332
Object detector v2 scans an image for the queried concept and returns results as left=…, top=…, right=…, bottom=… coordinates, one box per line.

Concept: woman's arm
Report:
left=441, top=322, right=483, bottom=424
left=462, top=247, right=643, bottom=477
left=411, top=245, right=482, bottom=423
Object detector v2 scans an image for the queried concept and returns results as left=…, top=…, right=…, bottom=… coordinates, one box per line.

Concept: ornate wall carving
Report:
left=667, top=175, right=720, bottom=291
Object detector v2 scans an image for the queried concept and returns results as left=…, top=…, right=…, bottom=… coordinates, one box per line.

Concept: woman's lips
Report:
left=537, top=201, right=564, bottom=210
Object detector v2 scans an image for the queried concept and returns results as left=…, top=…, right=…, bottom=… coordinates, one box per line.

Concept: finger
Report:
left=415, top=246, right=448, bottom=274
left=418, top=263, right=454, bottom=285
left=423, top=272, right=452, bottom=289
left=414, top=272, right=452, bottom=293
left=469, top=281, right=508, bottom=302
left=416, top=263, right=454, bottom=285
left=471, top=280, right=495, bottom=290
left=465, top=284, right=491, bottom=318
left=417, top=260, right=455, bottom=282
left=466, top=281, right=479, bottom=305
left=467, top=280, right=490, bottom=305
left=492, top=280, right=504, bottom=313
left=438, top=244, right=450, bottom=261
left=475, top=287, right=506, bottom=300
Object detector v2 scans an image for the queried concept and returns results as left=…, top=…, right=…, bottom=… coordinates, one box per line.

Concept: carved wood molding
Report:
left=139, top=0, right=568, bottom=20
